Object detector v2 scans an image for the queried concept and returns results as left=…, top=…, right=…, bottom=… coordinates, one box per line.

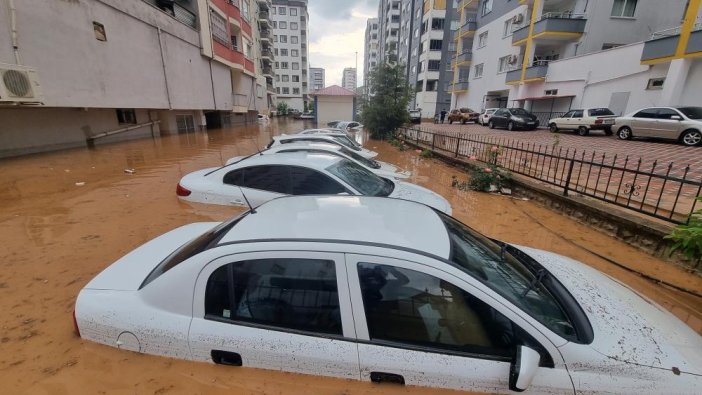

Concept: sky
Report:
left=307, top=0, right=378, bottom=88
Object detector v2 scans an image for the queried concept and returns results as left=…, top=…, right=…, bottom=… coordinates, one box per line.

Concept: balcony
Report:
left=454, top=51, right=472, bottom=65
left=144, top=0, right=198, bottom=29
left=259, top=11, right=270, bottom=25
left=458, top=20, right=477, bottom=39
left=505, top=69, right=522, bottom=84
left=262, top=66, right=274, bottom=78
left=260, top=29, right=271, bottom=41
left=460, top=0, right=478, bottom=10
left=506, top=61, right=548, bottom=83
left=266, top=83, right=275, bottom=94
left=257, top=0, right=270, bottom=10
left=513, top=13, right=586, bottom=45
left=641, top=23, right=702, bottom=63
left=261, top=49, right=274, bottom=62
left=451, top=81, right=469, bottom=92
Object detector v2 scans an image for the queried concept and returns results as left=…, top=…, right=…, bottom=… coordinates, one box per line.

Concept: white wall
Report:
left=316, top=96, right=353, bottom=124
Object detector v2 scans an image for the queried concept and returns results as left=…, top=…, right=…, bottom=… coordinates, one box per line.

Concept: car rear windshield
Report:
left=437, top=212, right=580, bottom=341
left=678, top=107, right=702, bottom=119
left=589, top=108, right=615, bottom=116
left=339, top=146, right=380, bottom=169
left=326, top=159, right=393, bottom=196
left=139, top=212, right=249, bottom=289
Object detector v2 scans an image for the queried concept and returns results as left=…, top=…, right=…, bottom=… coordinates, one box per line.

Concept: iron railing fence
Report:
left=399, top=127, right=702, bottom=225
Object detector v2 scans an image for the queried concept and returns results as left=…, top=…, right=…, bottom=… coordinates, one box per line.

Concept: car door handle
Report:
left=211, top=350, right=242, bottom=366
left=370, top=371, right=405, bottom=385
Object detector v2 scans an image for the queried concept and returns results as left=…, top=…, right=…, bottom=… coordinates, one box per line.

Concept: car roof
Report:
left=222, top=151, right=344, bottom=172
left=217, top=196, right=450, bottom=258
left=269, top=141, right=343, bottom=153
left=275, top=134, right=348, bottom=143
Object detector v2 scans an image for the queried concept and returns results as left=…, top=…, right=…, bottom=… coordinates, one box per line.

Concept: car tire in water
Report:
left=680, top=129, right=702, bottom=146
left=617, top=126, right=633, bottom=140
left=578, top=126, right=589, bottom=136
left=488, top=121, right=495, bottom=129
left=508, top=121, right=515, bottom=131
left=549, top=123, right=558, bottom=133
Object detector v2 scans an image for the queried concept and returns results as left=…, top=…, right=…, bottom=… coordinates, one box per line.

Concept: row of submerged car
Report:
left=73, top=125, right=702, bottom=394
left=448, top=106, right=702, bottom=146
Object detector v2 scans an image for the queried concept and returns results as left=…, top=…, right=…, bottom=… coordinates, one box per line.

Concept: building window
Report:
left=428, top=60, right=441, bottom=71
left=231, top=35, right=238, bottom=51
left=429, top=39, right=443, bottom=51
left=245, top=41, right=252, bottom=58
left=291, top=49, right=299, bottom=56
left=391, top=15, right=400, bottom=23
left=426, top=80, right=438, bottom=91
left=280, top=35, right=287, bottom=43
left=481, top=0, right=493, bottom=16
left=242, top=1, right=250, bottom=21
left=291, top=22, right=298, bottom=30
left=281, top=62, right=289, bottom=69
left=498, top=55, right=511, bottom=72
left=272, top=21, right=277, bottom=28
left=272, top=7, right=276, bottom=14
left=275, top=62, right=279, bottom=68
left=292, top=62, right=299, bottom=70
left=474, top=63, right=484, bottom=78
left=210, top=9, right=229, bottom=46
left=116, top=109, right=136, bottom=124
left=611, top=0, right=637, bottom=17
left=176, top=114, right=195, bottom=133
left=256, top=84, right=264, bottom=98
left=274, top=48, right=279, bottom=56
left=503, top=19, right=513, bottom=37
left=279, top=21, right=287, bottom=29
left=291, top=36, right=298, bottom=44
left=93, top=22, right=107, bottom=41
left=418, top=61, right=424, bottom=73
left=276, top=87, right=280, bottom=93
left=279, top=7, right=286, bottom=15
left=274, top=35, right=278, bottom=42
left=292, top=75, right=299, bottom=82
left=478, top=31, right=488, bottom=48
left=283, top=87, right=290, bottom=94
left=646, top=78, right=665, bottom=90
left=431, top=18, right=445, bottom=30
left=275, top=75, right=280, bottom=82
left=416, top=80, right=423, bottom=92
left=280, top=49, right=288, bottom=56
left=282, top=75, right=290, bottom=82
left=290, top=7, right=297, bottom=16
left=293, top=88, right=300, bottom=94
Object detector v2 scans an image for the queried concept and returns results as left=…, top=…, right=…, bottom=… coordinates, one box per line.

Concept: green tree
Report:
left=277, top=101, right=288, bottom=116
left=360, top=44, right=414, bottom=140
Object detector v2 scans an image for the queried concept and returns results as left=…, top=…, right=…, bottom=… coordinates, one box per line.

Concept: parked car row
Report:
left=73, top=125, right=702, bottom=394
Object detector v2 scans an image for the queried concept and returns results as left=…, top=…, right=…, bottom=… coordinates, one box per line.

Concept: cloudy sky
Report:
left=307, top=0, right=378, bottom=88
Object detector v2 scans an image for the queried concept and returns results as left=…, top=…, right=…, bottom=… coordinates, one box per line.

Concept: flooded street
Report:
left=0, top=119, right=700, bottom=394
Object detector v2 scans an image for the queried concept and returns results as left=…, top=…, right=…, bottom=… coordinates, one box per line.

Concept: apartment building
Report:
left=378, top=0, right=401, bottom=63
left=341, top=68, right=357, bottom=91
left=258, top=0, right=277, bottom=113
left=0, top=0, right=270, bottom=158
left=271, top=0, right=310, bottom=111
left=451, top=0, right=694, bottom=119
left=363, top=18, right=380, bottom=91
left=309, top=67, right=325, bottom=91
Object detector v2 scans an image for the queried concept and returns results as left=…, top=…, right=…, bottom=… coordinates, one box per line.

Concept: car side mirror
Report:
left=671, top=115, right=682, bottom=120
left=509, top=346, right=541, bottom=392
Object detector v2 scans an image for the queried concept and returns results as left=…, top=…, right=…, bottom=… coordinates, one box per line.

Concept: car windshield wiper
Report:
left=521, top=268, right=547, bottom=297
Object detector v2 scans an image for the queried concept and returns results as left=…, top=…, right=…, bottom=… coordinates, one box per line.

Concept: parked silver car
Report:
left=615, top=107, right=702, bottom=146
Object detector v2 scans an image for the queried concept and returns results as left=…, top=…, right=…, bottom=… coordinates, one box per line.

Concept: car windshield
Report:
left=589, top=108, right=614, bottom=116
left=437, top=212, right=576, bottom=340
left=338, top=146, right=380, bottom=168
left=326, top=159, right=393, bottom=196
left=677, top=107, right=702, bottom=119
left=510, top=108, right=529, bottom=116
left=327, top=121, right=340, bottom=127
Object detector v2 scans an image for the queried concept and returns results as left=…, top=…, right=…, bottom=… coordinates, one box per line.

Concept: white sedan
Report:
left=226, top=142, right=411, bottom=179
left=75, top=196, right=702, bottom=394
left=177, top=151, right=450, bottom=212
left=297, top=128, right=354, bottom=139
left=268, top=134, right=376, bottom=158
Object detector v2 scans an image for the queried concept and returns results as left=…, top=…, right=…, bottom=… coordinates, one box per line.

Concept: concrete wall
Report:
left=678, top=59, right=702, bottom=106
left=316, top=96, right=353, bottom=124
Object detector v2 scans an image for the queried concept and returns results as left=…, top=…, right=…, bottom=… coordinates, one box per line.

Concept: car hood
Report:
left=389, top=182, right=452, bottom=214
left=377, top=161, right=411, bottom=178
left=518, top=246, right=702, bottom=375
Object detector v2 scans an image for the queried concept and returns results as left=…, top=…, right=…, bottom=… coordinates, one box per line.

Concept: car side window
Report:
left=242, top=165, right=290, bottom=194
left=205, top=258, right=342, bottom=335
left=494, top=109, right=506, bottom=117
left=290, top=167, right=347, bottom=195
left=633, top=109, right=657, bottom=118
left=572, top=110, right=583, bottom=118
left=357, top=262, right=551, bottom=364
left=656, top=108, right=681, bottom=119
left=562, top=111, right=574, bottom=118
left=223, top=169, right=244, bottom=186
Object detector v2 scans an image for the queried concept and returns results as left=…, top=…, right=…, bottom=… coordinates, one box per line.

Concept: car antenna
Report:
left=250, top=137, right=264, bottom=156
left=238, top=186, right=256, bottom=214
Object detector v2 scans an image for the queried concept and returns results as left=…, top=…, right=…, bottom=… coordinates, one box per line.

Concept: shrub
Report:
left=665, top=197, right=702, bottom=264
left=420, top=149, right=433, bottom=158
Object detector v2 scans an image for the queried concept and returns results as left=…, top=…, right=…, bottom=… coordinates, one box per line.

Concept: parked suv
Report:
left=448, top=108, right=480, bottom=124
left=408, top=109, right=422, bottom=124
left=548, top=108, right=616, bottom=136
left=488, top=108, right=539, bottom=130
left=615, top=107, right=702, bottom=146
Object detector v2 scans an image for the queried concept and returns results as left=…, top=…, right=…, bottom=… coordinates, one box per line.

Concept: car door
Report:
left=629, top=108, right=658, bottom=137
left=556, top=111, right=574, bottom=129
left=345, top=254, right=575, bottom=394
left=492, top=109, right=508, bottom=127
left=221, top=165, right=290, bottom=207
left=290, top=166, right=351, bottom=195
left=569, top=110, right=584, bottom=129
left=189, top=251, right=360, bottom=380
left=653, top=108, right=685, bottom=140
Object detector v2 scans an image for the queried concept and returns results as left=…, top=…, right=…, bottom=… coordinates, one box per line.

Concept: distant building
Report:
left=271, top=0, right=310, bottom=111
left=377, top=0, right=401, bottom=64
left=341, top=68, right=357, bottom=91
left=309, top=67, right=325, bottom=91
left=363, top=18, right=379, bottom=89
left=311, top=85, right=356, bottom=124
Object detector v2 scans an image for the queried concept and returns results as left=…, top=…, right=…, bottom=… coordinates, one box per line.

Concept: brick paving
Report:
left=405, top=122, right=702, bottom=223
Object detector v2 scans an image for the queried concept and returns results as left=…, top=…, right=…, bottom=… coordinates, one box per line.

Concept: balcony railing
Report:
left=145, top=1, right=198, bottom=29
left=259, top=11, right=269, bottom=20
left=459, top=20, right=477, bottom=37
left=642, top=24, right=702, bottom=61
left=651, top=22, right=702, bottom=39
left=454, top=51, right=472, bottom=64
left=262, top=67, right=274, bottom=76
left=451, top=81, right=469, bottom=91
left=260, top=29, right=271, bottom=39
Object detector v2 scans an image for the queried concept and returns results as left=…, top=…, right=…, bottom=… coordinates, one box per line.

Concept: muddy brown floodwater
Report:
left=0, top=119, right=700, bottom=394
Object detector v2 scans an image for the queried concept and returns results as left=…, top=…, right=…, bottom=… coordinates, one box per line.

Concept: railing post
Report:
left=563, top=159, right=575, bottom=196
left=455, top=137, right=460, bottom=157
left=431, top=133, right=436, bottom=150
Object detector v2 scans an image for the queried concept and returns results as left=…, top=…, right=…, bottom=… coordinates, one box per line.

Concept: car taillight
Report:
left=594, top=119, right=603, bottom=124
left=176, top=183, right=191, bottom=197
left=73, top=309, right=81, bottom=337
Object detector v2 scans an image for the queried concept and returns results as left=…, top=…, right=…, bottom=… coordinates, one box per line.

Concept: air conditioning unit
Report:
left=0, top=63, right=44, bottom=104
left=512, top=13, right=524, bottom=24
left=507, top=55, right=519, bottom=64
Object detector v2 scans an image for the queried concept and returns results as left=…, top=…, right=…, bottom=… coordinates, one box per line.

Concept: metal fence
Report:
left=399, top=127, right=702, bottom=225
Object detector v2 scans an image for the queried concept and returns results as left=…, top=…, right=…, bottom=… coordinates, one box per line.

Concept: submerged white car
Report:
left=225, top=142, right=411, bottom=179
left=75, top=196, right=702, bottom=394
left=177, top=151, right=449, bottom=212
left=268, top=134, right=376, bottom=158
left=297, top=128, right=354, bottom=140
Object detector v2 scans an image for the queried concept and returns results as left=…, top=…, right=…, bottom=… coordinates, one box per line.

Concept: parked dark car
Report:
left=488, top=108, right=539, bottom=130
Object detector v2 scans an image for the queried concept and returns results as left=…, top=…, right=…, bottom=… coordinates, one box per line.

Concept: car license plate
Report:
left=527, top=122, right=535, bottom=125
left=604, top=119, right=614, bottom=124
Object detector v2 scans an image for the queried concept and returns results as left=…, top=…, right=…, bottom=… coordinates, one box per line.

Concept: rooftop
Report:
left=310, top=84, right=356, bottom=96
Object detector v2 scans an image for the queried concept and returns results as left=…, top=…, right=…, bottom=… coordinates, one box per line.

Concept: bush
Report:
left=277, top=102, right=288, bottom=116
left=452, top=145, right=513, bottom=192
left=420, top=149, right=433, bottom=158
left=665, top=197, right=702, bottom=264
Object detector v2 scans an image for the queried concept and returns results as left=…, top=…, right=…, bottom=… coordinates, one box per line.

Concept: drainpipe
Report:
left=8, top=0, right=22, bottom=64
left=156, top=27, right=173, bottom=109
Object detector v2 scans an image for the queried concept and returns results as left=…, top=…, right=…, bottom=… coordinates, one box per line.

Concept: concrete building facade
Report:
left=271, top=0, right=309, bottom=111
left=0, top=0, right=272, bottom=157
left=363, top=18, right=379, bottom=91
left=451, top=0, right=695, bottom=120
left=341, top=67, right=357, bottom=91
left=309, top=67, right=325, bottom=91
left=378, top=0, right=401, bottom=63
